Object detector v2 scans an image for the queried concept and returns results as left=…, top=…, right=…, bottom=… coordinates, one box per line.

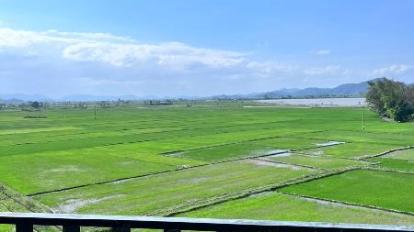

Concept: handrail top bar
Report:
left=1, top=212, right=414, bottom=232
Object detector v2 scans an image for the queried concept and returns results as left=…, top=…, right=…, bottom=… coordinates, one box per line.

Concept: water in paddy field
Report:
left=256, top=98, right=367, bottom=107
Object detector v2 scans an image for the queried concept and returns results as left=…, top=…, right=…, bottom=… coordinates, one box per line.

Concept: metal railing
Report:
left=1, top=212, right=414, bottom=232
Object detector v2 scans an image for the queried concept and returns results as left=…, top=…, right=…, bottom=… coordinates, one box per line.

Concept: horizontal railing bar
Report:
left=0, top=212, right=414, bottom=232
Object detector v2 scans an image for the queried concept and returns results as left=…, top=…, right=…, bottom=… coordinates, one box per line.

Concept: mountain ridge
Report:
left=0, top=81, right=370, bottom=102
left=213, top=81, right=370, bottom=100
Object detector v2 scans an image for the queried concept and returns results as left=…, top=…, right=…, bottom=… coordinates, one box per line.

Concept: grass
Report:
left=35, top=160, right=316, bottom=215
left=0, top=194, right=36, bottom=226
left=183, top=192, right=414, bottom=225
left=281, top=169, right=414, bottom=213
left=0, top=150, right=203, bottom=195
left=0, top=184, right=54, bottom=232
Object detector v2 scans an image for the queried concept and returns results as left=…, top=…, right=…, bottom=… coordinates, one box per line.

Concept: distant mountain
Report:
left=60, top=95, right=138, bottom=102
left=0, top=94, right=143, bottom=102
left=0, top=81, right=370, bottom=102
left=214, top=81, right=370, bottom=100
left=0, top=94, right=51, bottom=102
left=267, top=81, right=369, bottom=98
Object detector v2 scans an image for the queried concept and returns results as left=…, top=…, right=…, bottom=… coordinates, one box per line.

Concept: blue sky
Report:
left=0, top=0, right=413, bottom=98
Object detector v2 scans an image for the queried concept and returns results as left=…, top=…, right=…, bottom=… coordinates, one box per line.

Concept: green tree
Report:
left=30, top=101, right=42, bottom=109
left=366, top=78, right=414, bottom=122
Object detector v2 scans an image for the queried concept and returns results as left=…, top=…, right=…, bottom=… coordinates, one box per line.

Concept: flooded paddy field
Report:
left=0, top=100, right=413, bottom=226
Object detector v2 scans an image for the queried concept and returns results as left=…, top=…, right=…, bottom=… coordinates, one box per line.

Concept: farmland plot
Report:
left=266, top=153, right=369, bottom=170
left=302, top=141, right=400, bottom=159
left=0, top=150, right=203, bottom=195
left=281, top=169, right=414, bottom=213
left=372, top=148, right=414, bottom=173
left=35, top=160, right=317, bottom=215
left=184, top=192, right=414, bottom=225
left=1, top=103, right=414, bottom=225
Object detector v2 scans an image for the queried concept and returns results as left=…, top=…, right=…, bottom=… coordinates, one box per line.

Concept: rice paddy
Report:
left=1, top=101, right=414, bottom=228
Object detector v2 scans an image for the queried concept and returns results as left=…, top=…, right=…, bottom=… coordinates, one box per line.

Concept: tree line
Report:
left=366, top=78, right=414, bottom=122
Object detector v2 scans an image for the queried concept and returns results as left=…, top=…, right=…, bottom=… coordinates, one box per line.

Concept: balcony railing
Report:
left=1, top=212, right=414, bottom=232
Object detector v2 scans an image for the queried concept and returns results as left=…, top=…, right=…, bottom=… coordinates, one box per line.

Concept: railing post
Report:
left=63, top=224, right=81, bottom=232
left=112, top=226, right=131, bottom=232
left=15, top=222, right=33, bottom=232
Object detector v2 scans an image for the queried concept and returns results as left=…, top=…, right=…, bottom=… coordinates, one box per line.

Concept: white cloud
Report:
left=303, top=65, right=348, bottom=76
left=0, top=28, right=246, bottom=70
left=371, top=64, right=412, bottom=77
left=0, top=27, right=367, bottom=97
left=245, top=61, right=298, bottom=74
left=63, top=42, right=246, bottom=69
left=314, top=49, right=331, bottom=56
left=0, top=28, right=134, bottom=47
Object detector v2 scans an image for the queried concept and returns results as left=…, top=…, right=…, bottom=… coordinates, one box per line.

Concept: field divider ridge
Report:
left=358, top=146, right=414, bottom=160
left=364, top=167, right=414, bottom=176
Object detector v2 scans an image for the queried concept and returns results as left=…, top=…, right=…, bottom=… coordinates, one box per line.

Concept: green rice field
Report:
left=1, top=101, right=414, bottom=228
left=281, top=169, right=414, bottom=213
